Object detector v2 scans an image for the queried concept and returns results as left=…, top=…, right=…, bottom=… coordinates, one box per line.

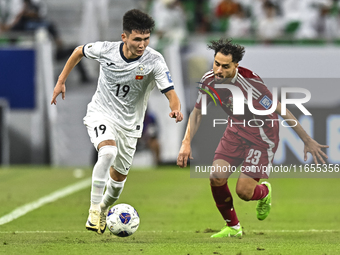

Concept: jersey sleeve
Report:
left=246, top=78, right=277, bottom=111
left=237, top=67, right=277, bottom=111
left=152, top=55, right=174, bottom=93
left=82, top=42, right=105, bottom=61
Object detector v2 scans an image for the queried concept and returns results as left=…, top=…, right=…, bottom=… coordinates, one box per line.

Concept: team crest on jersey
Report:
left=135, top=64, right=145, bottom=76
left=135, top=64, right=145, bottom=80
left=259, top=95, right=272, bottom=109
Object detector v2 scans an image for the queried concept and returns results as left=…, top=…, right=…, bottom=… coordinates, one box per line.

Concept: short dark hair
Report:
left=208, top=39, right=245, bottom=63
left=123, top=9, right=155, bottom=34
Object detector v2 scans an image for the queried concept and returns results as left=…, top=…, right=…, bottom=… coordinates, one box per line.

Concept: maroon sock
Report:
left=211, top=182, right=239, bottom=226
left=250, top=184, right=269, bottom=200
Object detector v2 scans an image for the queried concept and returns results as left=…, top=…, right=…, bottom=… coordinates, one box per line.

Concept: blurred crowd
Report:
left=0, top=0, right=90, bottom=82
left=146, top=0, right=340, bottom=43
left=1, top=0, right=340, bottom=45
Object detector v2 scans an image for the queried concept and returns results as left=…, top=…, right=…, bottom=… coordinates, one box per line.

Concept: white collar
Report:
left=231, top=68, right=238, bottom=83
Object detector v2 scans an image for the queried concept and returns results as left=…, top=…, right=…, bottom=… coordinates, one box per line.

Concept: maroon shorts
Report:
left=214, top=130, right=278, bottom=180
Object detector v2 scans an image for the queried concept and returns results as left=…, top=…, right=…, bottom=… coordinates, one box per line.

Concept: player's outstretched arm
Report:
left=164, top=90, right=183, bottom=123
left=275, top=102, right=329, bottom=164
left=51, top=45, right=84, bottom=105
left=177, top=107, right=202, bottom=168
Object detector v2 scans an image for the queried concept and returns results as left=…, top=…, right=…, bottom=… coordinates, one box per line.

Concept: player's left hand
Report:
left=304, top=138, right=329, bottom=165
left=169, top=110, right=183, bottom=123
left=51, top=81, right=66, bottom=105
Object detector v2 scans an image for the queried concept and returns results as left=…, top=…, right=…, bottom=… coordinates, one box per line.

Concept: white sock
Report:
left=90, top=146, right=117, bottom=208
left=90, top=203, right=100, bottom=211
left=230, top=223, right=241, bottom=230
left=100, top=177, right=126, bottom=211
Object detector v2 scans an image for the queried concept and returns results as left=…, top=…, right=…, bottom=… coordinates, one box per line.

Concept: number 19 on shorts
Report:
left=94, top=124, right=106, bottom=137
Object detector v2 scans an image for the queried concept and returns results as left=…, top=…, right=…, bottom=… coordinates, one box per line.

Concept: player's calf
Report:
left=235, top=187, right=254, bottom=201
left=236, top=179, right=258, bottom=201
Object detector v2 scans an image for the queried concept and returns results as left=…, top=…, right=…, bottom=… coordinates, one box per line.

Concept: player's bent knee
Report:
left=110, top=167, right=127, bottom=182
left=210, top=177, right=227, bottom=187
left=98, top=146, right=118, bottom=166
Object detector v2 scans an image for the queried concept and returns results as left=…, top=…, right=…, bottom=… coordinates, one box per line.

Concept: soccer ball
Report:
left=106, top=203, right=140, bottom=237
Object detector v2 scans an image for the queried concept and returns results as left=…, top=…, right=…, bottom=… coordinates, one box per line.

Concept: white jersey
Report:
left=83, top=41, right=174, bottom=137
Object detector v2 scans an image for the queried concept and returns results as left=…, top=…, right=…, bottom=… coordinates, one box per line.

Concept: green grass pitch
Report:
left=0, top=166, right=339, bottom=255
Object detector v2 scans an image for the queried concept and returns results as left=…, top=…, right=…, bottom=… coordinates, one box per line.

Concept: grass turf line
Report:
left=0, top=166, right=340, bottom=255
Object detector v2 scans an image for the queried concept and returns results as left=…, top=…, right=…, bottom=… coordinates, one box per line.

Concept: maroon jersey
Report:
left=195, top=66, right=279, bottom=150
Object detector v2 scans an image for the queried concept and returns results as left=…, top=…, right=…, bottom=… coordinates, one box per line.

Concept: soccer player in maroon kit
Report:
left=177, top=39, right=328, bottom=237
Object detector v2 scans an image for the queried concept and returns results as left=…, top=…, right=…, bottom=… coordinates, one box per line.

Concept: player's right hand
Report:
left=51, top=82, right=66, bottom=105
left=177, top=142, right=193, bottom=168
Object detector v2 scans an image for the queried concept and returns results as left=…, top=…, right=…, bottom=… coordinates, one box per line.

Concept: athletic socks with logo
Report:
left=250, top=184, right=269, bottom=200
left=211, top=183, right=239, bottom=227
left=100, top=177, right=126, bottom=211
left=90, top=146, right=117, bottom=209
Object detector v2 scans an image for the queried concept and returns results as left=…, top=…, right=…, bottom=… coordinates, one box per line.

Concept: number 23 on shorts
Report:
left=245, top=149, right=262, bottom=165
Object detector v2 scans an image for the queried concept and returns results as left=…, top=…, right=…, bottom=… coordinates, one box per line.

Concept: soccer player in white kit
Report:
left=51, top=9, right=183, bottom=234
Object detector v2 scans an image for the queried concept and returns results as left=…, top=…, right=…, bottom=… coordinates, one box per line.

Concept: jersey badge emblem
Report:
left=166, top=71, right=173, bottom=83
left=135, top=75, right=143, bottom=80
left=259, top=95, right=272, bottom=109
left=136, top=64, right=146, bottom=76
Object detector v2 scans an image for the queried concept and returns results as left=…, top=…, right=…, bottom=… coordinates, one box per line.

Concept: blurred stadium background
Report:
left=0, top=0, right=340, bottom=168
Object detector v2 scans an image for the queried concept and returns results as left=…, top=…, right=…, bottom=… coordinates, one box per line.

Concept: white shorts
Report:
left=83, top=114, right=138, bottom=175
